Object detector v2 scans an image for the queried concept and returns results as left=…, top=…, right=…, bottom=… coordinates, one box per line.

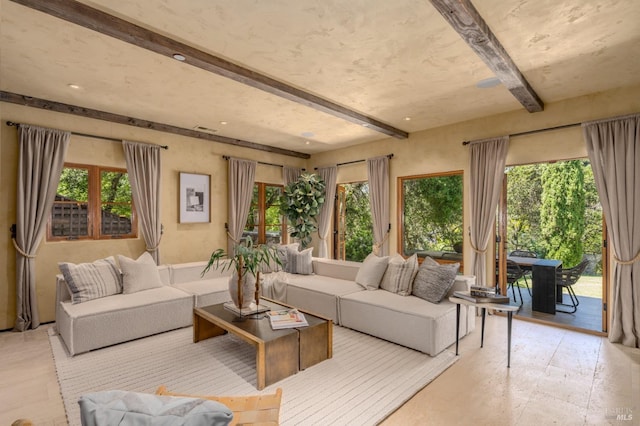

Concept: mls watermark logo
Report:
left=605, top=407, right=633, bottom=421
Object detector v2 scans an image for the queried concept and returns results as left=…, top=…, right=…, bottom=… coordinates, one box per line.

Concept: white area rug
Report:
left=49, top=325, right=457, bottom=425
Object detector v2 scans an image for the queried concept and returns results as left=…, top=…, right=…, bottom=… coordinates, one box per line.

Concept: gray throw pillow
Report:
left=58, top=257, right=122, bottom=304
left=355, top=253, right=389, bottom=290
left=286, top=246, right=313, bottom=275
left=412, top=256, right=460, bottom=303
left=118, top=252, right=164, bottom=294
left=379, top=254, right=418, bottom=296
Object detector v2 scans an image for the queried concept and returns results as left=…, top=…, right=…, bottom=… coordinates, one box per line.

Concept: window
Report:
left=243, top=183, right=285, bottom=245
left=48, top=164, right=137, bottom=240
left=399, top=172, right=463, bottom=265
left=334, top=182, right=372, bottom=262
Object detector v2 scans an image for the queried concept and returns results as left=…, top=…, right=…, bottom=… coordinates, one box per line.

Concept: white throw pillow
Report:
left=286, top=246, right=313, bottom=275
left=58, top=256, right=122, bottom=304
left=118, top=252, right=164, bottom=294
left=379, top=254, right=418, bottom=296
left=355, top=253, right=389, bottom=290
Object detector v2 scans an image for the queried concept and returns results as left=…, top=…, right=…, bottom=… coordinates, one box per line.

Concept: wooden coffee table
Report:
left=193, top=298, right=332, bottom=389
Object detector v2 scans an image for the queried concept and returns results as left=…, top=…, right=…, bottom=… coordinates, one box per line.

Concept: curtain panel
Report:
left=14, top=124, right=70, bottom=331
left=469, top=136, right=509, bottom=285
left=317, top=166, right=337, bottom=258
left=227, top=158, right=257, bottom=254
left=367, top=156, right=390, bottom=256
left=283, top=166, right=303, bottom=186
left=123, top=141, right=163, bottom=264
left=583, top=114, right=640, bottom=348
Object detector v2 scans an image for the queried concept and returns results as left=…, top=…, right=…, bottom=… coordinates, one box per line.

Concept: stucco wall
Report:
left=1, top=84, right=639, bottom=330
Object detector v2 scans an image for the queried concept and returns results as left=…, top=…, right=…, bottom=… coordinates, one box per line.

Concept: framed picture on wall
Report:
left=179, top=172, right=210, bottom=223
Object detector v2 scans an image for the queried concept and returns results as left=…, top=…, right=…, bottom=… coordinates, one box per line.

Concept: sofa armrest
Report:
left=56, top=274, right=71, bottom=305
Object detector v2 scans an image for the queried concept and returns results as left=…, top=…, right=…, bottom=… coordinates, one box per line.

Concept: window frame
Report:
left=47, top=163, right=138, bottom=241
left=244, top=182, right=287, bottom=245
left=397, top=170, right=464, bottom=266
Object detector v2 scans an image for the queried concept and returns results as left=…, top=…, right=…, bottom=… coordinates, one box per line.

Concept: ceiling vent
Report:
left=193, top=125, right=218, bottom=134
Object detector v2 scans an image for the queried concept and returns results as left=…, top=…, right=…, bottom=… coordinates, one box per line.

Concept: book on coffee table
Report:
left=267, top=308, right=309, bottom=329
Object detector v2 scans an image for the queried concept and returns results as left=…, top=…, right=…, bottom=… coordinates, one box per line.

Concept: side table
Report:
left=449, top=295, right=520, bottom=367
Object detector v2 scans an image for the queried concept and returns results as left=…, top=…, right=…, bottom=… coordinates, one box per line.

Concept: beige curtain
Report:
left=14, top=124, right=70, bottom=331
left=583, top=114, right=640, bottom=348
left=227, top=158, right=257, bottom=254
left=367, top=156, right=390, bottom=256
left=283, top=166, right=303, bottom=186
left=469, top=136, right=509, bottom=285
left=317, top=166, right=337, bottom=258
left=123, top=141, right=163, bottom=264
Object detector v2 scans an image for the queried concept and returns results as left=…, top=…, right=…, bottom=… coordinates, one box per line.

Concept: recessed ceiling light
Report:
left=476, top=77, right=501, bottom=89
left=67, top=84, right=81, bottom=89
left=362, top=123, right=370, bottom=127
left=220, top=121, right=228, bottom=125
left=404, top=117, right=411, bottom=121
left=172, top=53, right=186, bottom=61
left=305, top=141, right=310, bottom=145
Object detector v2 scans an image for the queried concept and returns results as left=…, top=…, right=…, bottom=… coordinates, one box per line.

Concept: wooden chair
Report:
left=156, top=385, right=282, bottom=426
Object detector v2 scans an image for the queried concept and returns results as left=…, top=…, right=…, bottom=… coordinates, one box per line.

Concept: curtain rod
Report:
left=461, top=122, right=582, bottom=145
left=222, top=155, right=305, bottom=171
left=314, top=153, right=394, bottom=170
left=5, top=121, right=169, bottom=149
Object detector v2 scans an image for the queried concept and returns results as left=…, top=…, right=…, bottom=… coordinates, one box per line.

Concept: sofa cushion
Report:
left=173, top=277, right=231, bottom=307
left=412, top=256, right=460, bottom=303
left=286, top=246, right=313, bottom=275
left=78, top=390, right=233, bottom=426
left=118, top=252, right=164, bottom=294
left=355, top=253, right=389, bottom=290
left=58, top=257, right=122, bottom=304
left=380, top=254, right=418, bottom=296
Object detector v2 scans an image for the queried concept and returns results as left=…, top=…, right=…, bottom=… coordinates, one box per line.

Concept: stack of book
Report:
left=453, top=286, right=510, bottom=304
left=267, top=308, right=309, bottom=329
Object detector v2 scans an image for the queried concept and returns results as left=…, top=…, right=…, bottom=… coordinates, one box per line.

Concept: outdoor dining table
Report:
left=507, top=256, right=563, bottom=314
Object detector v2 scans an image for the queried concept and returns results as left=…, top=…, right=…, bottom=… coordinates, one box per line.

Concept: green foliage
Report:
left=402, top=174, right=463, bottom=253
left=539, top=161, right=586, bottom=268
left=506, top=165, right=543, bottom=254
left=343, top=183, right=372, bottom=262
left=280, top=173, right=326, bottom=248
left=202, top=237, right=281, bottom=278
left=57, top=168, right=89, bottom=201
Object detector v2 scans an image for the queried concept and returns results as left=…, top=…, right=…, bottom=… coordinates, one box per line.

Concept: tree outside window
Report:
left=244, top=183, right=285, bottom=245
left=48, top=164, right=137, bottom=240
left=400, top=172, right=463, bottom=264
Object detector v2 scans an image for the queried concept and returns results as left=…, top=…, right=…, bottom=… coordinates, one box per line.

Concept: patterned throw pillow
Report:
left=58, top=256, right=122, bottom=304
left=286, top=246, right=313, bottom=275
left=355, top=253, right=389, bottom=290
left=118, top=252, right=164, bottom=294
left=412, top=256, right=460, bottom=303
left=379, top=254, right=418, bottom=296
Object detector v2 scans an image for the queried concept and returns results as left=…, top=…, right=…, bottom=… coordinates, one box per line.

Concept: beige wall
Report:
left=1, top=84, right=639, bottom=330
left=0, top=103, right=305, bottom=329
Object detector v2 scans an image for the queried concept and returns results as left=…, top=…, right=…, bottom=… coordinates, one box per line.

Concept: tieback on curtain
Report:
left=614, top=250, right=640, bottom=265
left=372, top=230, right=390, bottom=255
left=12, top=238, right=36, bottom=259
left=468, top=228, right=487, bottom=254
left=145, top=235, right=163, bottom=252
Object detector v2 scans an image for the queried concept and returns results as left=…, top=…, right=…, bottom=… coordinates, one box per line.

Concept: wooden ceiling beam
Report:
left=10, top=0, right=409, bottom=140
left=428, top=0, right=544, bottom=112
left=0, top=91, right=311, bottom=159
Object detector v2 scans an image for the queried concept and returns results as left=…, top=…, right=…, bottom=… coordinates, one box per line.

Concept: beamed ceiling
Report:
left=2, top=0, right=640, bottom=157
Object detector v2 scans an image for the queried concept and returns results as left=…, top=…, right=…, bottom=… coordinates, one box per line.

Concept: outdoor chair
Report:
left=556, top=260, right=589, bottom=314
left=509, top=250, right=537, bottom=295
left=506, top=259, right=527, bottom=306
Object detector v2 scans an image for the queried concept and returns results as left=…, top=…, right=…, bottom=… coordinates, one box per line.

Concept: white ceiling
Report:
left=2, top=0, right=640, bottom=155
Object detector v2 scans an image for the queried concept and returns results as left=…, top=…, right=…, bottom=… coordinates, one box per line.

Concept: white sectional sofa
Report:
left=56, top=256, right=475, bottom=357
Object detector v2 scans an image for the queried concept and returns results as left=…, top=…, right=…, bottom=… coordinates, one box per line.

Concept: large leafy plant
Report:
left=281, top=173, right=326, bottom=248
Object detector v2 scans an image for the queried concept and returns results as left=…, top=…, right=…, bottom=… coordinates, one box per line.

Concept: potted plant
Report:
left=202, top=238, right=281, bottom=314
left=280, top=172, right=326, bottom=249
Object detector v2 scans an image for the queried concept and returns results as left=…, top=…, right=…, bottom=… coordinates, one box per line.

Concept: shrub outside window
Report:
left=243, top=183, right=285, bottom=245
